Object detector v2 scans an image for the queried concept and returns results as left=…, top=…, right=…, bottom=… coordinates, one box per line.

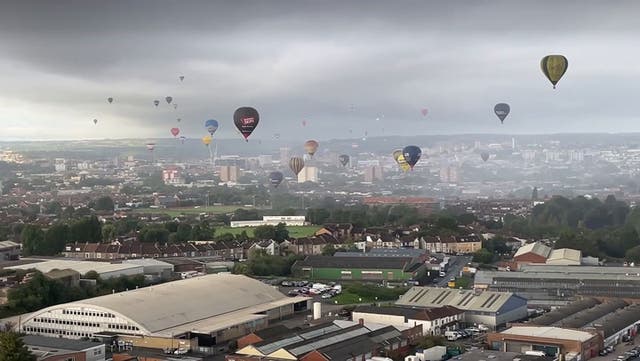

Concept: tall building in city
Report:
left=54, top=158, right=66, bottom=172
left=439, top=166, right=459, bottom=183
left=219, top=165, right=241, bottom=182
left=162, top=167, right=184, bottom=185
left=364, top=165, right=384, bottom=182
left=280, top=147, right=290, bottom=164
left=298, top=166, right=318, bottom=183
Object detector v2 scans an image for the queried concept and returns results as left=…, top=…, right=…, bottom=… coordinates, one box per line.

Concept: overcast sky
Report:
left=1, top=0, right=640, bottom=141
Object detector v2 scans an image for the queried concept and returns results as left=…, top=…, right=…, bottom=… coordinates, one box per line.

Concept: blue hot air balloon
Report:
left=268, top=171, right=284, bottom=188
left=205, top=119, right=219, bottom=135
left=402, top=145, right=422, bottom=170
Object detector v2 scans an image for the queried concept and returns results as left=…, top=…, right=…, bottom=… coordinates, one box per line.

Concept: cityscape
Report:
left=3, top=1, right=640, bottom=361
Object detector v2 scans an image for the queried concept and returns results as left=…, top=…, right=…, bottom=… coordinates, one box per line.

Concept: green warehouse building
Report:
left=291, top=255, right=426, bottom=281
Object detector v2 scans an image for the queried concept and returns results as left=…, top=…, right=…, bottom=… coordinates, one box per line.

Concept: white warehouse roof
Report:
left=500, top=326, right=595, bottom=342
left=7, top=260, right=143, bottom=278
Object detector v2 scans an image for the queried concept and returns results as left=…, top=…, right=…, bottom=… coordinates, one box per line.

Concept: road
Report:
left=436, top=255, right=473, bottom=287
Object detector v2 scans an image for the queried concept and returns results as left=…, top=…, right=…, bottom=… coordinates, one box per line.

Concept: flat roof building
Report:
left=20, top=274, right=311, bottom=352
left=23, top=335, right=106, bottom=361
left=6, top=259, right=143, bottom=279
left=291, top=256, right=426, bottom=281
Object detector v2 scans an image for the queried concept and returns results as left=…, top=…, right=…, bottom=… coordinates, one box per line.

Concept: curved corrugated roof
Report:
left=589, top=303, right=640, bottom=338
left=554, top=299, right=627, bottom=328
left=531, top=298, right=599, bottom=326
left=27, top=274, right=288, bottom=333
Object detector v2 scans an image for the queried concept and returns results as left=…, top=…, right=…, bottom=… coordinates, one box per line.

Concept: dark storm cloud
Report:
left=1, top=1, right=640, bottom=140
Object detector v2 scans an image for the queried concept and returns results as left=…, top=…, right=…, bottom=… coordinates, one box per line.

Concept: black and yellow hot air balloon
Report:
left=540, top=55, right=568, bottom=89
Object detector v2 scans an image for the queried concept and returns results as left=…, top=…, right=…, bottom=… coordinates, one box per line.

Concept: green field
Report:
left=216, top=225, right=320, bottom=238
left=133, top=206, right=244, bottom=217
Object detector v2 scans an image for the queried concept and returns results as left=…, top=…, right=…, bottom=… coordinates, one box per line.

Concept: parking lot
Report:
left=592, top=343, right=640, bottom=361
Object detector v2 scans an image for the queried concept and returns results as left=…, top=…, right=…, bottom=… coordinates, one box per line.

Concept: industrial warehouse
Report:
left=395, top=286, right=528, bottom=329
left=475, top=264, right=640, bottom=306
left=20, top=274, right=311, bottom=351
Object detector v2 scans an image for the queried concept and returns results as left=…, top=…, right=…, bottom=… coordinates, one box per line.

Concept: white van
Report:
left=445, top=331, right=460, bottom=341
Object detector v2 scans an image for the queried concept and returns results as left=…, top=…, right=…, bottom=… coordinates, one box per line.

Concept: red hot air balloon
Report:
left=421, top=108, right=428, bottom=116
left=170, top=128, right=180, bottom=137
left=233, top=107, right=259, bottom=141
left=302, top=120, right=307, bottom=127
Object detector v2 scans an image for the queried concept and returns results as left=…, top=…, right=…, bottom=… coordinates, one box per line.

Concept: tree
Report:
left=21, top=225, right=45, bottom=257
left=70, top=216, right=102, bottom=242
left=92, top=196, right=115, bottom=212
left=472, top=248, right=493, bottom=264
left=274, top=223, right=289, bottom=241
left=322, top=244, right=336, bottom=256
left=0, top=331, right=36, bottom=361
left=139, top=225, right=170, bottom=243
left=175, top=223, right=192, bottom=242
left=531, top=187, right=539, bottom=201
left=42, top=224, right=70, bottom=256
left=254, top=225, right=276, bottom=240
left=101, top=224, right=116, bottom=242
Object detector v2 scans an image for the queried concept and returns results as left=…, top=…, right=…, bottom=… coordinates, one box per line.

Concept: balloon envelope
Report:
left=179, top=76, right=184, bottom=81
left=402, top=145, right=422, bottom=169
left=233, top=107, right=259, bottom=140
left=170, top=128, right=180, bottom=137
left=304, top=140, right=319, bottom=156
left=205, top=119, right=219, bottom=135
left=289, top=157, right=305, bottom=176
left=494, top=103, right=510, bottom=123
left=166, top=96, right=173, bottom=104
left=339, top=154, right=349, bottom=167
left=541, top=55, right=568, bottom=89
left=481, top=152, right=490, bottom=162
left=421, top=108, right=428, bottom=116
left=153, top=100, right=160, bottom=107
left=202, top=135, right=212, bottom=146
left=107, top=97, right=113, bottom=104
left=268, top=171, right=284, bottom=188
left=93, top=119, right=98, bottom=125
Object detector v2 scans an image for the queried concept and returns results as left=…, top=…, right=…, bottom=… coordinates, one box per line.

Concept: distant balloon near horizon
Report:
left=170, top=127, right=180, bottom=137
left=402, top=145, right=422, bottom=170
left=233, top=107, right=259, bottom=141
left=481, top=152, right=490, bottom=162
left=339, top=154, right=349, bottom=167
left=179, top=75, right=184, bottom=82
left=304, top=140, right=319, bottom=157
left=177, top=118, right=181, bottom=123
left=494, top=103, right=510, bottom=124
left=205, top=119, right=219, bottom=136
left=107, top=97, right=113, bottom=104
left=202, top=135, right=212, bottom=146
left=146, top=143, right=155, bottom=151
left=153, top=100, right=160, bottom=107
left=289, top=156, right=304, bottom=176
left=302, top=120, right=307, bottom=127
left=165, top=96, right=173, bottom=104
left=93, top=119, right=98, bottom=125
left=541, top=55, right=568, bottom=89
left=421, top=108, right=428, bottom=117
left=273, top=133, right=281, bottom=140
left=173, top=104, right=178, bottom=109
left=268, top=171, right=284, bottom=188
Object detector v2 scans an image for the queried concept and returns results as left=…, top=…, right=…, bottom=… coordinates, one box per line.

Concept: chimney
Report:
left=358, top=318, right=364, bottom=326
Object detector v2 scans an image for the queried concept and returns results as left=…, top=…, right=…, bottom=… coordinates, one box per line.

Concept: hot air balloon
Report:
left=146, top=143, right=155, bottom=151
left=107, top=97, right=113, bottom=104
left=205, top=119, right=219, bottom=135
left=153, top=100, right=160, bottom=107
left=170, top=128, right=180, bottom=137
left=338, top=154, right=349, bottom=167
left=180, top=136, right=186, bottom=144
left=274, top=133, right=281, bottom=140
left=93, top=119, right=98, bottom=125
left=179, top=76, right=184, bottom=82
left=289, top=157, right=305, bottom=176
left=302, top=120, right=307, bottom=127
left=392, top=150, right=410, bottom=172
left=234, top=107, right=259, bottom=141
left=173, top=104, right=178, bottom=109
left=304, top=140, right=319, bottom=157
left=402, top=145, right=422, bottom=170
left=177, top=118, right=181, bottom=123
left=481, top=152, right=490, bottom=162
left=202, top=135, right=212, bottom=147
left=166, top=96, right=173, bottom=104
left=268, top=171, right=284, bottom=188
left=494, top=103, right=510, bottom=124
left=421, top=108, right=428, bottom=116
left=541, top=55, right=568, bottom=89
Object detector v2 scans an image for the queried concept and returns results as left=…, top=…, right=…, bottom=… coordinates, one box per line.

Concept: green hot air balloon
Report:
left=541, top=55, right=568, bottom=89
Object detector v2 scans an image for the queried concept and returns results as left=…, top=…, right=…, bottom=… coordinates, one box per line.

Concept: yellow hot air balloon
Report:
left=540, top=55, right=568, bottom=89
left=392, top=149, right=411, bottom=172
left=202, top=135, right=212, bottom=146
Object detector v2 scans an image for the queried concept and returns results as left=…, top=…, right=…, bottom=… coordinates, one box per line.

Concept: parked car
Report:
left=287, top=290, right=299, bottom=297
left=321, top=293, right=333, bottom=299
left=281, top=280, right=293, bottom=287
